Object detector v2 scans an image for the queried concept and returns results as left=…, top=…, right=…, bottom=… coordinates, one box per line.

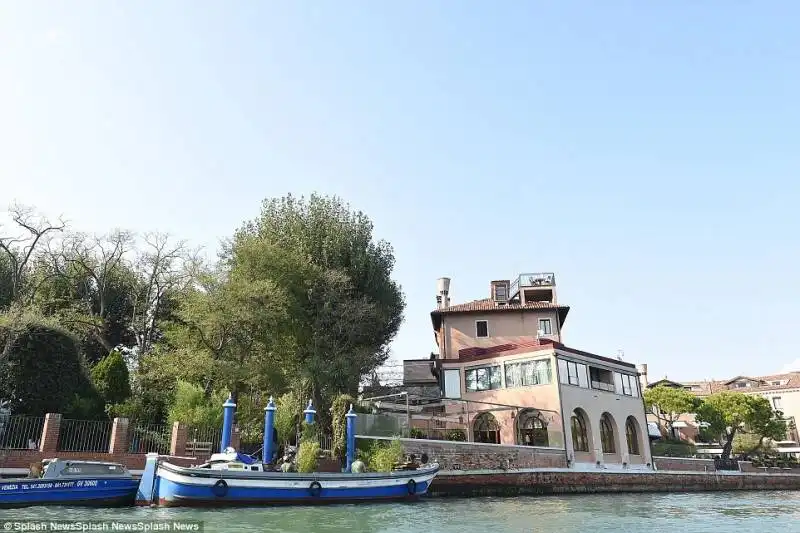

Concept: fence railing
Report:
left=127, top=424, right=171, bottom=455
left=0, top=415, right=45, bottom=450
left=186, top=426, right=221, bottom=457
left=57, top=419, right=113, bottom=453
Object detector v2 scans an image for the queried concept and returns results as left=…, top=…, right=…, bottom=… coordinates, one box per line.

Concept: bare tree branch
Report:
left=0, top=204, right=66, bottom=302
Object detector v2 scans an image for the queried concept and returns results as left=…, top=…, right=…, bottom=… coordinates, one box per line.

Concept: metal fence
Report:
left=57, top=419, right=113, bottom=453
left=127, top=423, right=171, bottom=455
left=0, top=415, right=45, bottom=450
left=186, top=426, right=221, bottom=457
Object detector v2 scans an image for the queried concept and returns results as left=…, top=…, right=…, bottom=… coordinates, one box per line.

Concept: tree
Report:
left=232, top=193, right=405, bottom=424
left=695, top=391, right=787, bottom=460
left=0, top=204, right=66, bottom=307
left=91, top=350, right=132, bottom=407
left=39, top=230, right=137, bottom=361
left=129, top=232, right=198, bottom=361
left=170, top=258, right=289, bottom=403
left=0, top=310, right=102, bottom=417
left=643, top=385, right=700, bottom=437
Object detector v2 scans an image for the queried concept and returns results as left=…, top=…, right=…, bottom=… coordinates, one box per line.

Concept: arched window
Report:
left=519, top=411, right=549, bottom=447
left=571, top=411, right=589, bottom=452
left=474, top=412, right=501, bottom=444
left=600, top=414, right=615, bottom=454
left=626, top=417, right=640, bottom=455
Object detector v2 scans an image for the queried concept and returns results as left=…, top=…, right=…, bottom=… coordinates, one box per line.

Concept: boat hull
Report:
left=0, top=478, right=139, bottom=508
left=154, top=462, right=439, bottom=507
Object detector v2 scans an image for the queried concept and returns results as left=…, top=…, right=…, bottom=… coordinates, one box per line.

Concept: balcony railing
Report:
left=509, top=272, right=556, bottom=299
left=591, top=381, right=616, bottom=393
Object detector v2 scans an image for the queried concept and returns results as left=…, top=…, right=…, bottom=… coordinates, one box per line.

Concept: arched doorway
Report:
left=599, top=414, right=616, bottom=453
left=625, top=416, right=643, bottom=459
left=570, top=408, right=591, bottom=455
left=473, top=412, right=501, bottom=444
left=517, top=409, right=549, bottom=447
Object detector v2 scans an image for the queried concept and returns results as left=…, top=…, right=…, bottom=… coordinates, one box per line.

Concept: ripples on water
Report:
left=3, top=492, right=800, bottom=533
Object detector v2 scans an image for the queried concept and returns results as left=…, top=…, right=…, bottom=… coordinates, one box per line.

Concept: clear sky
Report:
left=2, top=2, right=799, bottom=382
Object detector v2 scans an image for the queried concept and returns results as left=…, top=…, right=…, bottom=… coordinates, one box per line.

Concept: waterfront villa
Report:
left=640, top=367, right=800, bottom=456
left=425, top=273, right=653, bottom=468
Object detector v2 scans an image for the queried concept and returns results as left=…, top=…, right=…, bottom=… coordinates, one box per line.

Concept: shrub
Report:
left=297, top=440, right=320, bottom=473
left=445, top=429, right=466, bottom=442
left=410, top=428, right=426, bottom=439
left=91, top=350, right=131, bottom=406
left=274, top=390, right=302, bottom=445
left=368, top=438, right=404, bottom=473
left=167, top=381, right=225, bottom=428
left=0, top=313, right=102, bottom=417
left=651, top=438, right=696, bottom=458
left=331, top=393, right=356, bottom=460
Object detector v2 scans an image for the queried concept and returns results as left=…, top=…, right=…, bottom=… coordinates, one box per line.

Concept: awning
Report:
left=672, top=421, right=689, bottom=428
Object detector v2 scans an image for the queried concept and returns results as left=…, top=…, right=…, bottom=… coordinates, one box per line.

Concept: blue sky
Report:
left=2, top=2, right=799, bottom=382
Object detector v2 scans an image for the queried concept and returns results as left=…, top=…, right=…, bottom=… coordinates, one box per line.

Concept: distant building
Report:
left=422, top=273, right=652, bottom=468
left=641, top=367, right=800, bottom=455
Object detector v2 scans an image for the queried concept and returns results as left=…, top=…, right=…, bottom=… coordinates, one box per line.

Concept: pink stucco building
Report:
left=428, top=273, right=653, bottom=468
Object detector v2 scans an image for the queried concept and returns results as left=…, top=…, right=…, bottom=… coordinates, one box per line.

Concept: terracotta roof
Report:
left=433, top=298, right=565, bottom=314
left=430, top=298, right=570, bottom=329
left=648, top=372, right=800, bottom=394
left=454, top=337, right=637, bottom=369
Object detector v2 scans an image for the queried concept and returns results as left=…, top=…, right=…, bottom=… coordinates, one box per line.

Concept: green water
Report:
left=2, top=492, right=800, bottom=532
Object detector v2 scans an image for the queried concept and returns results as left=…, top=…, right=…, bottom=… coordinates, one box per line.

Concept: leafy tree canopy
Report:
left=643, top=385, right=700, bottom=434
left=695, top=391, right=786, bottom=460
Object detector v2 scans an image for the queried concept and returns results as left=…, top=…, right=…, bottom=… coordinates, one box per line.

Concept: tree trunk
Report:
left=721, top=428, right=737, bottom=460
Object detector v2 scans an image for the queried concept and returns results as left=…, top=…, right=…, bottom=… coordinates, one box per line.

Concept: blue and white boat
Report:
left=0, top=458, right=139, bottom=508
left=137, top=397, right=440, bottom=507
left=141, top=449, right=439, bottom=507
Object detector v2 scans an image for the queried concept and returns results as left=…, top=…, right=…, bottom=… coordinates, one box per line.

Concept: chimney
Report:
left=436, top=277, right=451, bottom=309
left=637, top=363, right=649, bottom=388
left=490, top=280, right=510, bottom=303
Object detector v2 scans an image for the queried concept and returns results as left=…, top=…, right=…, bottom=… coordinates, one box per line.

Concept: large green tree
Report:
left=0, top=310, right=102, bottom=417
left=695, top=391, right=787, bottom=460
left=232, top=194, right=405, bottom=422
left=167, top=258, right=290, bottom=404
left=643, top=385, right=701, bottom=437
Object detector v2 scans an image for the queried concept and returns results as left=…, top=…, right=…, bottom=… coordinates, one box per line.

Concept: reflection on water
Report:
left=3, top=492, right=800, bottom=533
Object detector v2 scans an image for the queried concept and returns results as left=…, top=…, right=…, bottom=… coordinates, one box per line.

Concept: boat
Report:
left=0, top=458, right=139, bottom=508
left=140, top=448, right=440, bottom=507
left=137, top=396, right=440, bottom=507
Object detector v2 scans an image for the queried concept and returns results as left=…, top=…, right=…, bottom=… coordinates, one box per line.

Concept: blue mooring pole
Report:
left=345, top=404, right=357, bottom=472
left=263, top=396, right=276, bottom=464
left=220, top=394, right=237, bottom=452
left=303, top=400, right=316, bottom=425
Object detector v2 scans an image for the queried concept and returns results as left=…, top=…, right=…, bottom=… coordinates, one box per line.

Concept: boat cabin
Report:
left=36, top=459, right=133, bottom=479
left=198, top=448, right=265, bottom=472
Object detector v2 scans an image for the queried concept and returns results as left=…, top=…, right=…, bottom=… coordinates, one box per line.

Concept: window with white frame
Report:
left=773, top=396, right=783, bottom=410
left=620, top=373, right=634, bottom=396
left=465, top=365, right=502, bottom=392
left=475, top=320, right=488, bottom=338
left=567, top=361, right=580, bottom=386
left=443, top=369, right=461, bottom=399
left=505, top=359, right=552, bottom=388
left=538, top=318, right=552, bottom=335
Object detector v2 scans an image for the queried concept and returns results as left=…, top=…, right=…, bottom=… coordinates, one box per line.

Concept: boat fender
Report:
left=407, top=478, right=417, bottom=495
left=309, top=480, right=322, bottom=498
left=212, top=479, right=228, bottom=497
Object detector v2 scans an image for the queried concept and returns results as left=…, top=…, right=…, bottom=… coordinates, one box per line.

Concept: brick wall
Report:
left=739, top=461, right=800, bottom=475
left=430, top=470, right=800, bottom=497
left=360, top=437, right=568, bottom=470
left=653, top=456, right=716, bottom=472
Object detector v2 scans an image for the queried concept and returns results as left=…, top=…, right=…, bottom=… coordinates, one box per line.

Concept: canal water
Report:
left=2, top=492, right=800, bottom=532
